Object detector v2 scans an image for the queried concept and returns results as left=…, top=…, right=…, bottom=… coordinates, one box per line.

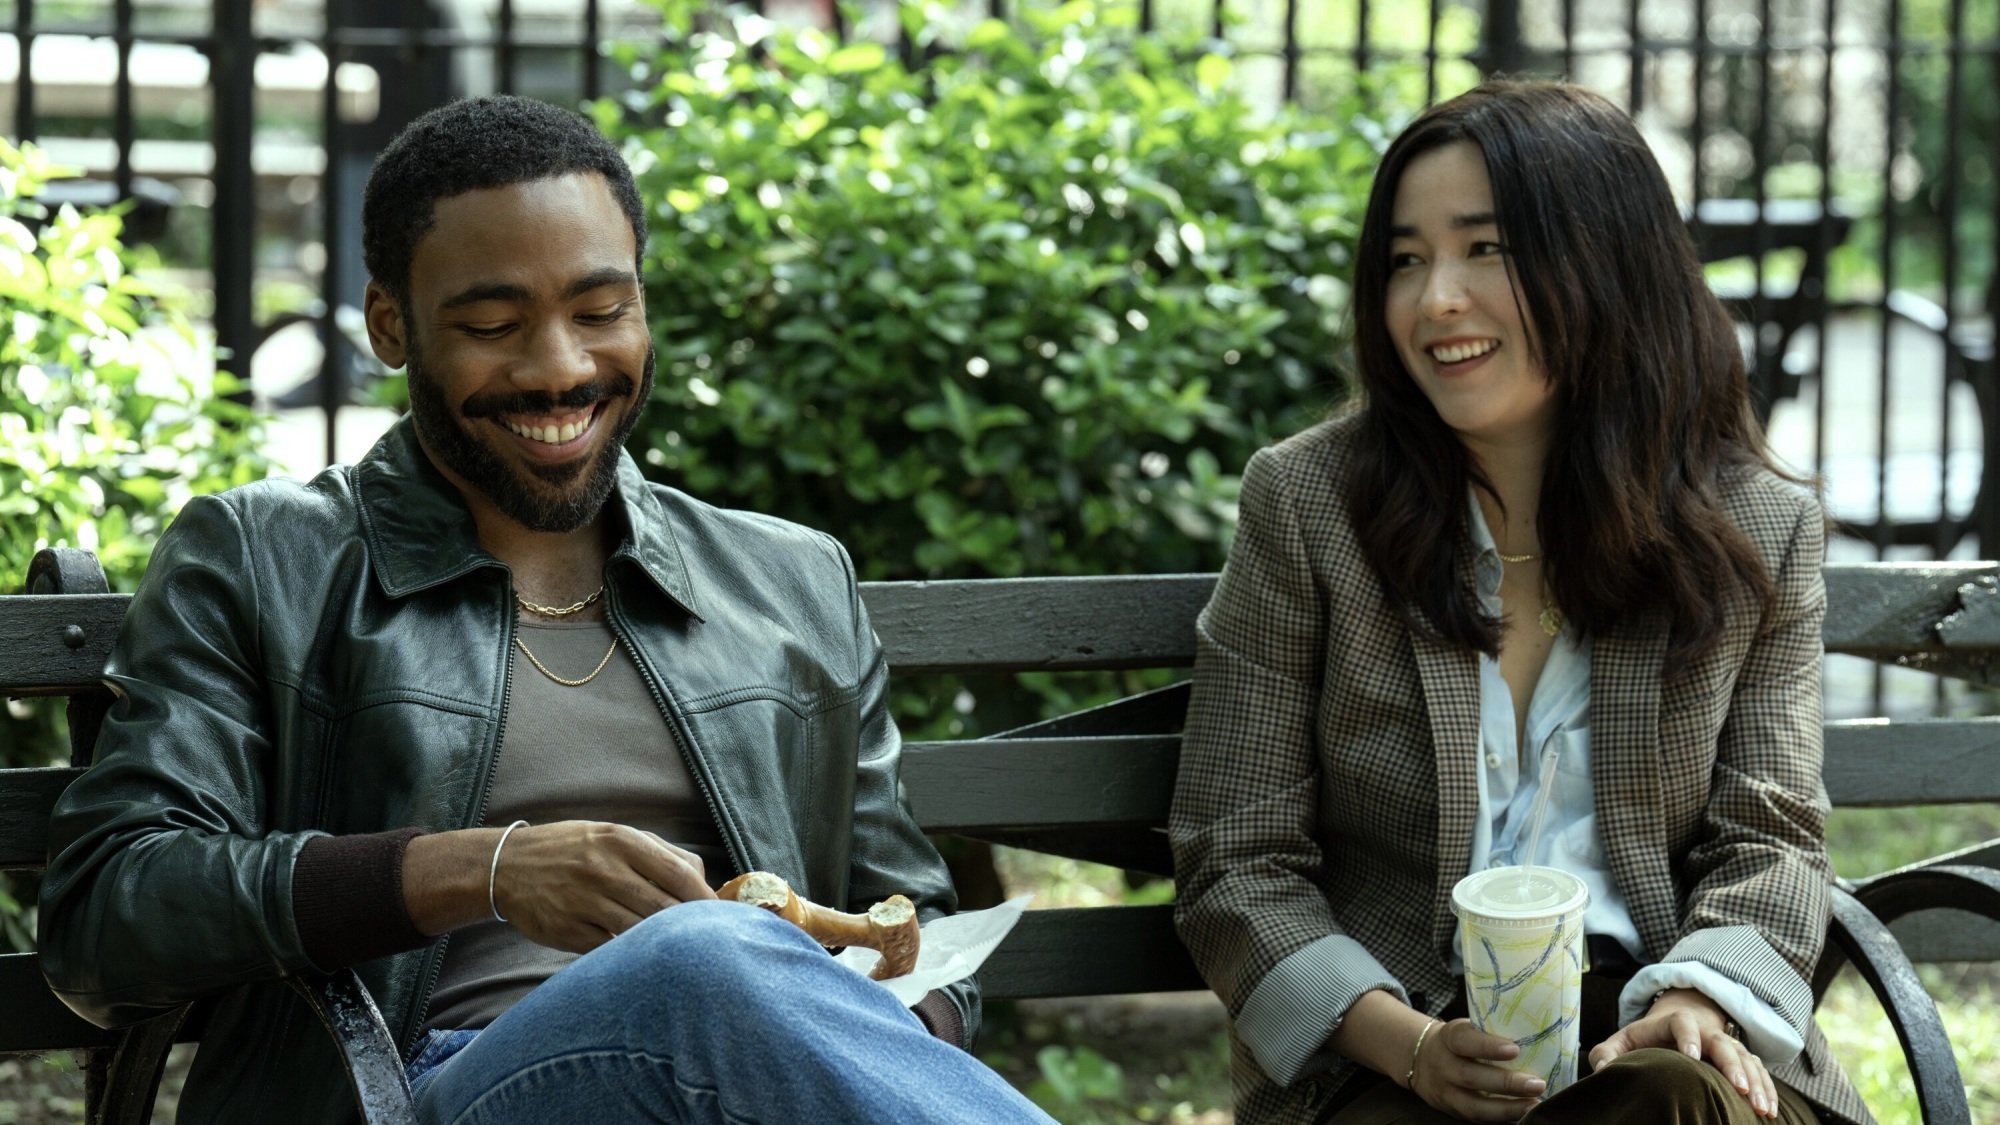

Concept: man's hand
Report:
left=1407, top=1019, right=1547, bottom=1122
left=1586, top=987, right=1777, bottom=1118
left=1328, top=991, right=1543, bottom=1122
left=403, top=821, right=713, bottom=952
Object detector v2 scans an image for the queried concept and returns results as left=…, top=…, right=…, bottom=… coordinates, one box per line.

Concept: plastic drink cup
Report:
left=1450, top=866, right=1590, bottom=1096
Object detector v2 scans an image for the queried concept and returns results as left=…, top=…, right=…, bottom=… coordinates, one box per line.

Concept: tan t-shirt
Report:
left=422, top=617, right=729, bottom=1032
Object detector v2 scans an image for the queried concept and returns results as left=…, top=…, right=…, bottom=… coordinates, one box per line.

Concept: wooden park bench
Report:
left=4, top=546, right=1999, bottom=1123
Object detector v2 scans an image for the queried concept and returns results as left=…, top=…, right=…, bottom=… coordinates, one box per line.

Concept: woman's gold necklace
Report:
left=1496, top=551, right=1563, bottom=637
left=1536, top=600, right=1564, bottom=638
left=514, top=586, right=617, bottom=687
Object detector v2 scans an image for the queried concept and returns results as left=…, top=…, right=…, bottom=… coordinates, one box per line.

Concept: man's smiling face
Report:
left=367, top=171, right=653, bottom=533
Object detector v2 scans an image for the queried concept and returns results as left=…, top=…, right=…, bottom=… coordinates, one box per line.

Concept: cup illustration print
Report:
left=1452, top=866, right=1590, bottom=1096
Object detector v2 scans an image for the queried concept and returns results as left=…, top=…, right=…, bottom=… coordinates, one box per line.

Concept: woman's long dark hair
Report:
left=1348, top=80, right=1790, bottom=664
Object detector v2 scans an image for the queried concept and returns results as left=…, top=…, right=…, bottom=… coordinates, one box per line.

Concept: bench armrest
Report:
left=286, top=970, right=417, bottom=1125
left=85, top=1006, right=191, bottom=1125
left=1851, top=862, right=2000, bottom=931
left=1814, top=885, right=1971, bottom=1125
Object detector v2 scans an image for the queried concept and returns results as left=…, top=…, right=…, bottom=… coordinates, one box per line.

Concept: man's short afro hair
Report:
left=361, top=95, right=647, bottom=302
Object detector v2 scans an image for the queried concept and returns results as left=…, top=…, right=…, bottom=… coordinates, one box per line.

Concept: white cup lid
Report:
left=1451, top=865, right=1589, bottom=924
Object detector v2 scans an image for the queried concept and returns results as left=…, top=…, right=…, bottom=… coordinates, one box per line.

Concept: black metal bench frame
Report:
left=5, top=548, right=1999, bottom=1123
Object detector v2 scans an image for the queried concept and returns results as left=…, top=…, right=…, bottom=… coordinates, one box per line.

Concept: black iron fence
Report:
left=4, top=0, right=1997, bottom=560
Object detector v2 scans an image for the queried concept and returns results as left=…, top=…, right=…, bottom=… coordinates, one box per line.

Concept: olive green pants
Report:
left=1323, top=974, right=1821, bottom=1125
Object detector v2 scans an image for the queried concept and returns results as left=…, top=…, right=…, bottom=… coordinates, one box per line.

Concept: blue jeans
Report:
left=405, top=899, right=1055, bottom=1124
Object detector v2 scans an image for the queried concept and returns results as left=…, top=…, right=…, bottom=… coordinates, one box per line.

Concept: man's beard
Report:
left=406, top=339, right=655, bottom=534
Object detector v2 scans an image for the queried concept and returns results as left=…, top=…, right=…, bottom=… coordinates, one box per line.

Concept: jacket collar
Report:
left=352, top=414, right=701, bottom=618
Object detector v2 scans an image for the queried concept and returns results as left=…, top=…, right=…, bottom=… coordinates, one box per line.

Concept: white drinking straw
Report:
left=1515, top=744, right=1564, bottom=900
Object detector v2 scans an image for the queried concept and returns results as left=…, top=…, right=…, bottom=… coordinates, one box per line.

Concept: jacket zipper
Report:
left=605, top=580, right=750, bottom=879
left=400, top=577, right=517, bottom=1055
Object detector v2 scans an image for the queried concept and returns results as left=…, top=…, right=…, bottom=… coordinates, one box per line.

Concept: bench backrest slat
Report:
left=0, top=953, right=117, bottom=1052
left=3, top=565, right=1994, bottom=697
left=1823, top=564, right=2000, bottom=656
left=864, top=575, right=1216, bottom=674
left=978, top=904, right=1201, bottom=999
left=0, top=767, right=81, bottom=873
left=876, top=566, right=2000, bottom=668
left=901, top=736, right=1179, bottom=833
left=1822, top=718, right=2000, bottom=806
left=0, top=594, right=126, bottom=695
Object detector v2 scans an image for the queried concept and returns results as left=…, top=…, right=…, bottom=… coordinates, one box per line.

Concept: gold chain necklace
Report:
left=1495, top=552, right=1562, bottom=635
left=514, top=633, right=620, bottom=687
left=1492, top=544, right=1558, bottom=633
left=515, top=587, right=604, bottom=618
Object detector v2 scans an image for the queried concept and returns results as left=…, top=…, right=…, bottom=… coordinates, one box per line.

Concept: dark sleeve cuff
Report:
left=911, top=989, right=965, bottom=1048
left=293, top=828, right=432, bottom=971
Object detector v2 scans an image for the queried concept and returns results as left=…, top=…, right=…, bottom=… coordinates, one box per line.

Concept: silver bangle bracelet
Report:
left=488, top=820, right=529, bottom=923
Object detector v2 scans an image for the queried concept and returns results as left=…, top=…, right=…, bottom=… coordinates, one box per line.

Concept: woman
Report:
left=1168, top=81, right=1866, bottom=1125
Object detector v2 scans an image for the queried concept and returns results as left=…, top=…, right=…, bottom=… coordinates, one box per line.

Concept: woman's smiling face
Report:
left=1384, top=141, right=1557, bottom=455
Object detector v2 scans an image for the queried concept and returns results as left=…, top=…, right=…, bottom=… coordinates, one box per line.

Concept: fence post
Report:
left=210, top=0, right=257, bottom=399
left=1980, top=278, right=2000, bottom=557
left=1482, top=0, right=1523, bottom=76
left=11, top=0, right=34, bottom=142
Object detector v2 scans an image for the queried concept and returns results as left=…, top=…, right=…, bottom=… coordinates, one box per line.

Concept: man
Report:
left=40, top=95, right=1053, bottom=1125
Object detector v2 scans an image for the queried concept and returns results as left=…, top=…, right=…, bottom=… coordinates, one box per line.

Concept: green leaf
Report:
left=966, top=18, right=1011, bottom=50
left=1194, top=53, right=1232, bottom=93
left=825, top=43, right=886, bottom=75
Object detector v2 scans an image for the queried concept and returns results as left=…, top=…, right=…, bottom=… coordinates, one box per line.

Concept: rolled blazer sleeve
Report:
left=1170, top=446, right=1405, bottom=1086
left=1619, top=491, right=1830, bottom=1061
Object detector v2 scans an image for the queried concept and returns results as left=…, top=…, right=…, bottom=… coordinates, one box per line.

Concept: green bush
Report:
left=0, top=137, right=273, bottom=949
left=0, top=140, right=272, bottom=597
left=602, top=0, right=1398, bottom=733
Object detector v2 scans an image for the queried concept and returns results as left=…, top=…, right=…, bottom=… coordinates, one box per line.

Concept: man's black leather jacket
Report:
left=39, top=417, right=972, bottom=1124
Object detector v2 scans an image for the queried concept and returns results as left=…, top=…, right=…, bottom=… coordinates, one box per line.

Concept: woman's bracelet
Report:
left=488, top=820, right=529, bottom=923
left=1405, top=1018, right=1440, bottom=1089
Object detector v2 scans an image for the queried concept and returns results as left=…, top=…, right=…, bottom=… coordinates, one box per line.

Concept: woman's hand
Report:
left=1330, top=992, right=1543, bottom=1122
left=1586, top=987, right=1778, bottom=1118
left=1408, top=1018, right=1548, bottom=1122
